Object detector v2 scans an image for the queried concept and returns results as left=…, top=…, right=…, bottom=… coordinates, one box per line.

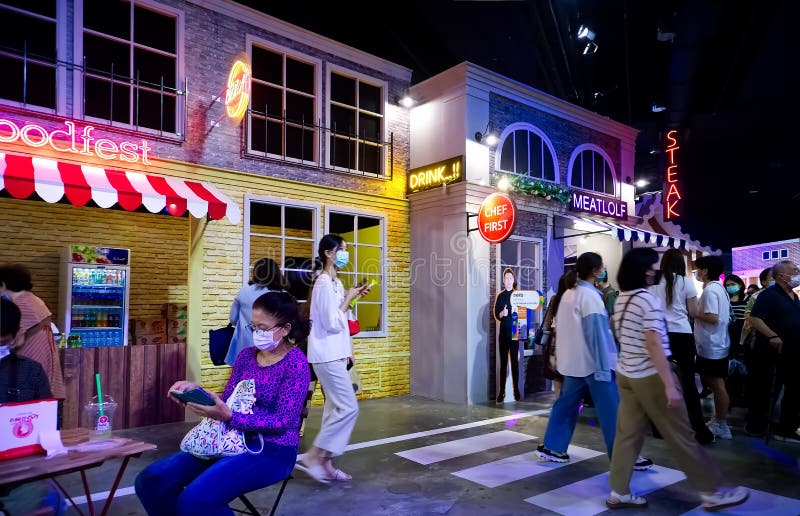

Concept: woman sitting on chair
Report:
left=135, top=291, right=311, bottom=516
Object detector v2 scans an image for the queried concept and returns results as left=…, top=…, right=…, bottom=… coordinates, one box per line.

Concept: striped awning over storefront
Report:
left=0, top=152, right=240, bottom=224
left=560, top=213, right=687, bottom=249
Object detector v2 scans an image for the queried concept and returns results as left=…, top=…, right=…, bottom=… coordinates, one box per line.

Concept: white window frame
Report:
left=73, top=0, right=185, bottom=137
left=495, top=122, right=560, bottom=183
left=0, top=0, right=67, bottom=115
left=325, top=206, right=387, bottom=338
left=567, top=143, right=619, bottom=196
left=245, top=35, right=323, bottom=165
left=325, top=63, right=388, bottom=176
left=243, top=194, right=320, bottom=301
left=497, top=236, right=544, bottom=337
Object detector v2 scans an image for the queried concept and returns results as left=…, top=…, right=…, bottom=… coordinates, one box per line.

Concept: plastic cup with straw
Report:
left=94, top=373, right=111, bottom=438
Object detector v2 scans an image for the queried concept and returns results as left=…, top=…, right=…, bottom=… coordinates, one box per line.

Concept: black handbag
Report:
left=209, top=323, right=234, bottom=366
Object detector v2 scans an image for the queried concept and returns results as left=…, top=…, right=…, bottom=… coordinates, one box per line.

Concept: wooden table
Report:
left=0, top=429, right=156, bottom=516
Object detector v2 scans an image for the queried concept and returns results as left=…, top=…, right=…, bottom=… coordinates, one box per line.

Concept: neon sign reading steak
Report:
left=0, top=119, right=152, bottom=165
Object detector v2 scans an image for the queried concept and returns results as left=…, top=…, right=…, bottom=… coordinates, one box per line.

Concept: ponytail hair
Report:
left=252, top=291, right=311, bottom=343
left=316, top=234, right=344, bottom=270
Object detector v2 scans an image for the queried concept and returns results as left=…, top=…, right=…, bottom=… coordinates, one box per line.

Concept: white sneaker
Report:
left=700, top=486, right=749, bottom=511
left=707, top=419, right=732, bottom=440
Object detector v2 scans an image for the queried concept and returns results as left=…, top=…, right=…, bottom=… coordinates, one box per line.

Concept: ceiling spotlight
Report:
left=651, top=103, right=666, bottom=113
left=577, top=25, right=596, bottom=41
left=582, top=41, right=599, bottom=55
left=649, top=146, right=661, bottom=155
left=635, top=179, right=649, bottom=188
left=399, top=94, right=415, bottom=108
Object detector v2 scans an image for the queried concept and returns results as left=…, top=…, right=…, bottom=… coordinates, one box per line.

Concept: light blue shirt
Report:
left=225, top=283, right=274, bottom=366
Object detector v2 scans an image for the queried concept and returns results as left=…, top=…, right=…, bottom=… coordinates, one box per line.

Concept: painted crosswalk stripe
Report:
left=452, top=444, right=604, bottom=488
left=395, top=430, right=535, bottom=465
left=680, top=487, right=800, bottom=515
left=525, top=465, right=686, bottom=516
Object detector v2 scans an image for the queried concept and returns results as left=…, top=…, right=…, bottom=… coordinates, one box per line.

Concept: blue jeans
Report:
left=135, top=442, right=296, bottom=516
left=542, top=374, right=620, bottom=456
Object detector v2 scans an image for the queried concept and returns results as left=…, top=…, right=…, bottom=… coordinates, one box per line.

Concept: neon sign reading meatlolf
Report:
left=225, top=60, right=251, bottom=120
left=0, top=119, right=151, bottom=165
left=664, top=130, right=682, bottom=220
left=570, top=191, right=628, bottom=219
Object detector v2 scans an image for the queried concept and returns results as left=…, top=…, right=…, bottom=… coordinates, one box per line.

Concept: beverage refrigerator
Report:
left=61, top=245, right=131, bottom=347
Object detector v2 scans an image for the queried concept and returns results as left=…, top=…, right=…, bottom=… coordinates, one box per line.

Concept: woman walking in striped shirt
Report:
left=606, top=248, right=748, bottom=511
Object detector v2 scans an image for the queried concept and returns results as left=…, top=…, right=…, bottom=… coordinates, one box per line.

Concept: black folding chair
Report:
left=231, top=384, right=315, bottom=516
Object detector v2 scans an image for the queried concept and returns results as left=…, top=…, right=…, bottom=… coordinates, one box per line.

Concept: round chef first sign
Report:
left=478, top=192, right=517, bottom=244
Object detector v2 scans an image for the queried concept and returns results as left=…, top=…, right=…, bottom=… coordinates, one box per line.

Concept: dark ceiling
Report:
left=235, top=0, right=797, bottom=251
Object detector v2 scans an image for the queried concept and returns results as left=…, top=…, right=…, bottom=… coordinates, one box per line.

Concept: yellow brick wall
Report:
left=0, top=198, right=188, bottom=329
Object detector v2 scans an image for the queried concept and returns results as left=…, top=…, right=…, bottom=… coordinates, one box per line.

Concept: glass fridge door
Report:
left=70, top=266, right=127, bottom=347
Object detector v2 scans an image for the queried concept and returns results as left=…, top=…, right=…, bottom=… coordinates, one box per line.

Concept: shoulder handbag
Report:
left=347, top=310, right=361, bottom=336
left=209, top=323, right=235, bottom=366
left=180, top=379, right=264, bottom=460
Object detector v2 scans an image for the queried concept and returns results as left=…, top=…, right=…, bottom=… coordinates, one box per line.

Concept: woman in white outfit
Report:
left=298, top=234, right=370, bottom=483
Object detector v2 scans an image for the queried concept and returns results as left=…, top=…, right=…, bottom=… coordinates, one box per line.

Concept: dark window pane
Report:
left=249, top=202, right=281, bottom=227
left=134, top=48, right=175, bottom=88
left=135, top=88, right=175, bottom=132
left=2, top=0, right=55, bottom=18
left=85, top=78, right=130, bottom=124
left=543, top=148, right=555, bottom=181
left=0, top=10, right=56, bottom=60
left=249, top=115, right=266, bottom=152
left=330, top=73, right=355, bottom=105
left=0, top=56, right=23, bottom=102
left=329, top=212, right=355, bottom=235
left=499, top=136, right=514, bottom=171
left=529, top=133, right=542, bottom=178
left=330, top=135, right=355, bottom=169
left=593, top=153, right=604, bottom=191
left=285, top=207, right=312, bottom=231
left=359, top=142, right=380, bottom=174
left=134, top=5, right=175, bottom=53
left=251, top=83, right=282, bottom=118
left=359, top=82, right=381, bottom=113
left=84, top=34, right=130, bottom=76
left=252, top=46, right=282, bottom=85
left=266, top=121, right=283, bottom=155
left=358, top=113, right=380, bottom=142
left=582, top=151, right=593, bottom=190
left=514, top=131, right=529, bottom=175
left=330, top=105, right=355, bottom=135
left=286, top=57, right=313, bottom=94
left=84, top=0, right=130, bottom=40
left=603, top=162, right=614, bottom=194
left=285, top=126, right=314, bottom=161
left=25, top=63, right=56, bottom=108
left=570, top=154, right=582, bottom=188
left=286, top=92, right=313, bottom=124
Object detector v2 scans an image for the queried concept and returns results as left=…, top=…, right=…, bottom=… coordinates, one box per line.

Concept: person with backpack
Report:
left=693, top=255, right=734, bottom=440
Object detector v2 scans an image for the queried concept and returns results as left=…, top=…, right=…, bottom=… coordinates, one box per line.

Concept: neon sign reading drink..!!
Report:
left=0, top=119, right=152, bottom=165
left=664, top=130, right=682, bottom=220
left=225, top=60, right=251, bottom=120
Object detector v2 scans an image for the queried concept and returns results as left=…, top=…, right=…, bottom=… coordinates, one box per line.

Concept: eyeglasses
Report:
left=246, top=323, right=283, bottom=334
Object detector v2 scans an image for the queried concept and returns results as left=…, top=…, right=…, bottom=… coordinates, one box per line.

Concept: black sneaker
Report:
left=496, top=393, right=505, bottom=403
left=535, top=444, right=570, bottom=463
left=634, top=456, right=654, bottom=471
left=773, top=432, right=800, bottom=444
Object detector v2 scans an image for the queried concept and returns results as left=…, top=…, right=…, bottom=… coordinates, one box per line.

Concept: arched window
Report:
left=496, top=124, right=558, bottom=182
left=568, top=145, right=616, bottom=195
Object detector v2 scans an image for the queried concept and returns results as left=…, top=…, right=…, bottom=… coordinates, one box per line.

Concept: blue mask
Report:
left=598, top=270, right=608, bottom=283
left=726, top=285, right=740, bottom=294
left=768, top=280, right=776, bottom=287
left=334, top=250, right=349, bottom=269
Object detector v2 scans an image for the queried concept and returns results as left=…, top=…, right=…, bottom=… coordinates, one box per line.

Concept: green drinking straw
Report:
left=95, top=373, right=104, bottom=417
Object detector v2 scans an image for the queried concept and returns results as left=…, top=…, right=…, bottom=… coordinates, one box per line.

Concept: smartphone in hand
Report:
left=170, top=388, right=215, bottom=406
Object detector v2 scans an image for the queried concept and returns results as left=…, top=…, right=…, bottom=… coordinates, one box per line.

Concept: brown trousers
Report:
left=609, top=369, right=722, bottom=494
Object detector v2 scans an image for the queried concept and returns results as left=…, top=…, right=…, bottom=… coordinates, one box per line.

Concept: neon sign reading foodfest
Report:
left=0, top=119, right=152, bottom=165
left=225, top=59, right=251, bottom=120
left=664, top=130, right=682, bottom=220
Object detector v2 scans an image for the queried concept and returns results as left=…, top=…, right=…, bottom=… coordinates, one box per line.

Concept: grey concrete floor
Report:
left=57, top=392, right=799, bottom=515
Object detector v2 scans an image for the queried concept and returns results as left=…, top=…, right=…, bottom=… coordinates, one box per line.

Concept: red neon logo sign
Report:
left=0, top=119, right=152, bottom=165
left=664, top=130, right=682, bottom=220
left=478, top=192, right=517, bottom=244
left=225, top=60, right=251, bottom=120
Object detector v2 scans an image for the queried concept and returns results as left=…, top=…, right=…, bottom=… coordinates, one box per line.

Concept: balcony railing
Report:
left=247, top=107, right=394, bottom=180
left=0, top=42, right=187, bottom=139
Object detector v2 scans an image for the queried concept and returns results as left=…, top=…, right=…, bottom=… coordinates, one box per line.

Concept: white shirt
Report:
left=694, top=281, right=731, bottom=359
left=649, top=275, right=697, bottom=334
left=612, top=289, right=670, bottom=378
left=307, top=273, right=352, bottom=364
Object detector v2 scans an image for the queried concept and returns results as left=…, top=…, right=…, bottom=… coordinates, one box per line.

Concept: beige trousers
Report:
left=609, top=369, right=723, bottom=494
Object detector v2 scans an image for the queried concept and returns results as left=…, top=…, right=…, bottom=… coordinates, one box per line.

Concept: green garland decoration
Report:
left=491, top=174, right=571, bottom=205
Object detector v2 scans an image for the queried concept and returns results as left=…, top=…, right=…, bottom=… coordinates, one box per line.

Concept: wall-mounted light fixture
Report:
left=635, top=179, right=649, bottom=188
left=475, top=123, right=498, bottom=146
left=582, top=41, right=599, bottom=55
left=497, top=176, right=511, bottom=192
left=651, top=103, right=667, bottom=113
left=399, top=94, right=415, bottom=108
left=577, top=25, right=596, bottom=41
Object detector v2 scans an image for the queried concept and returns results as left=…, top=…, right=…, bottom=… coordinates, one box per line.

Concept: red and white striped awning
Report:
left=0, top=152, right=240, bottom=224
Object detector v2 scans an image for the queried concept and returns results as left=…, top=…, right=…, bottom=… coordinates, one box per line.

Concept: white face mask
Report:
left=788, top=274, right=800, bottom=289
left=252, top=329, right=280, bottom=351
